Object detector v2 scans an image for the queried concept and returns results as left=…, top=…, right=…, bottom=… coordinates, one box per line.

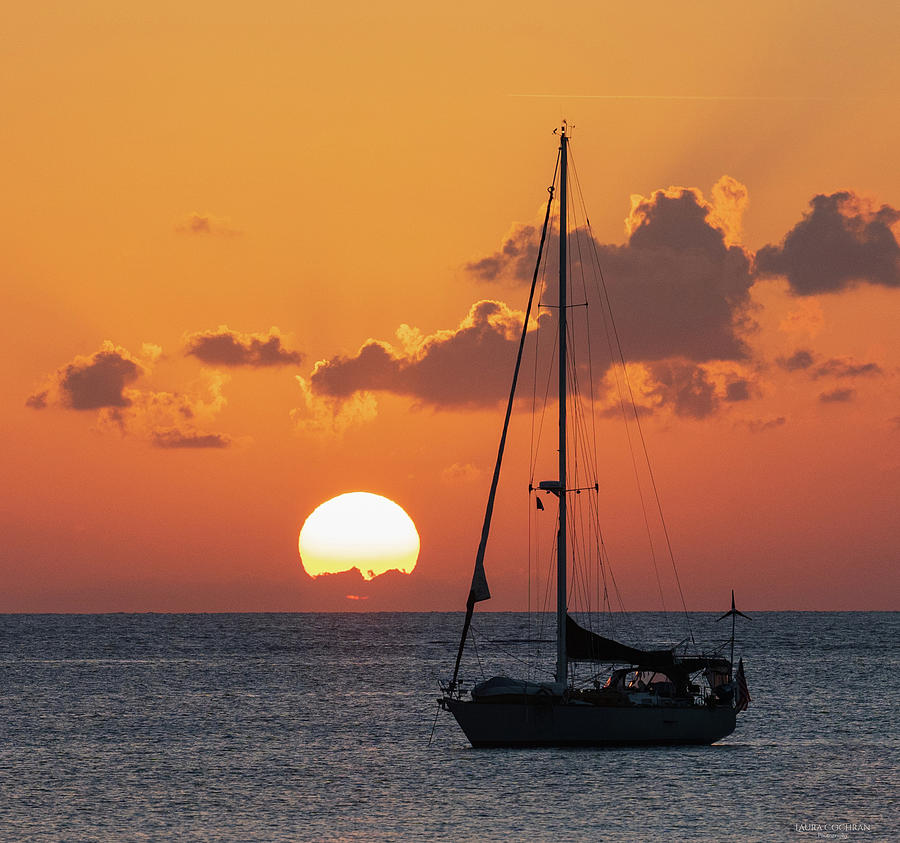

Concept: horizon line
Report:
left=1, top=608, right=894, bottom=615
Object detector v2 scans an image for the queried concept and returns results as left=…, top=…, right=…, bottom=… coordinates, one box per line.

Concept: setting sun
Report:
left=298, top=492, right=420, bottom=580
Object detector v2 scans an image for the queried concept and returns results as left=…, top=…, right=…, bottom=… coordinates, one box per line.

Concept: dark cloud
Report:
left=778, top=349, right=882, bottom=379
left=304, top=177, right=897, bottom=422
left=152, top=429, right=231, bottom=449
left=646, top=361, right=719, bottom=419
left=310, top=178, right=757, bottom=417
left=778, top=349, right=816, bottom=371
left=25, top=391, right=48, bottom=409
left=28, top=344, right=232, bottom=448
left=310, top=300, right=530, bottom=408
left=756, top=192, right=900, bottom=294
left=725, top=380, right=751, bottom=402
left=813, top=358, right=882, bottom=379
left=185, top=326, right=303, bottom=367
left=465, top=223, right=540, bottom=282
left=27, top=342, right=145, bottom=411
left=309, top=341, right=400, bottom=398
left=819, top=387, right=855, bottom=403
left=468, top=180, right=755, bottom=363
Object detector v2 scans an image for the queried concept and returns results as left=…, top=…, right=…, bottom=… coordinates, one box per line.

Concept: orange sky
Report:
left=2, top=1, right=899, bottom=612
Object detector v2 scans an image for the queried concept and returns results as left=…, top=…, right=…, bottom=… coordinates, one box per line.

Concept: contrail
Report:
left=509, top=93, right=834, bottom=101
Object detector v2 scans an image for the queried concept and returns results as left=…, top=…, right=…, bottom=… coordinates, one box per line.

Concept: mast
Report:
left=556, top=123, right=569, bottom=685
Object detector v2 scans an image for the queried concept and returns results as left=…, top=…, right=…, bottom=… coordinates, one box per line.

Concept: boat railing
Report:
left=439, top=678, right=471, bottom=700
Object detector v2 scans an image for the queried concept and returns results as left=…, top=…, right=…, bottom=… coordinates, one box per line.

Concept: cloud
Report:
left=597, top=358, right=759, bottom=420
left=598, top=182, right=756, bottom=363
left=184, top=326, right=303, bottom=367
left=709, top=175, right=750, bottom=247
left=25, top=391, right=48, bottom=409
left=819, top=387, right=855, bottom=403
left=745, top=416, right=787, bottom=433
left=467, top=176, right=755, bottom=364
left=141, top=343, right=163, bottom=363
left=645, top=360, right=719, bottom=419
left=151, top=429, right=231, bottom=449
left=778, top=349, right=816, bottom=371
left=756, top=192, right=900, bottom=294
left=309, top=300, right=536, bottom=408
left=176, top=212, right=240, bottom=237
left=813, top=357, right=882, bottom=379
left=441, top=462, right=482, bottom=483
left=778, top=349, right=882, bottom=379
left=27, top=341, right=146, bottom=410
left=97, top=370, right=232, bottom=447
left=28, top=343, right=233, bottom=448
left=295, top=176, right=895, bottom=423
left=465, top=222, right=541, bottom=282
left=725, top=379, right=752, bottom=402
left=291, top=376, right=378, bottom=436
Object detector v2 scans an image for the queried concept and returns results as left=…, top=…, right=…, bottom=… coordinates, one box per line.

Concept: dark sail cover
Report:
left=566, top=615, right=675, bottom=667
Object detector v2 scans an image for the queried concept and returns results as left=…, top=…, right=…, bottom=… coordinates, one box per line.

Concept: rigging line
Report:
left=566, top=245, right=635, bottom=640
left=584, top=259, right=689, bottom=636
left=533, top=331, right=557, bottom=473
left=572, top=485, right=593, bottom=617
left=565, top=363, right=594, bottom=615
left=528, top=493, right=545, bottom=680
left=592, top=266, right=671, bottom=626
left=470, top=623, right=543, bottom=672
left=530, top=176, right=559, bottom=484
left=538, top=514, right=558, bottom=650
left=563, top=317, right=595, bottom=619
left=527, top=176, right=561, bottom=661
left=567, top=164, right=670, bottom=627
left=471, top=625, right=485, bottom=680
left=528, top=487, right=532, bottom=647
left=580, top=489, right=603, bottom=624
left=567, top=158, right=647, bottom=633
left=450, top=152, right=559, bottom=690
left=568, top=151, right=602, bottom=482
left=531, top=178, right=559, bottom=476
left=566, top=190, right=593, bottom=483
left=427, top=701, right=441, bottom=746
left=583, top=221, right=693, bottom=642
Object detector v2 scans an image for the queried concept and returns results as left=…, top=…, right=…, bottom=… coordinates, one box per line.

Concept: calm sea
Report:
left=1, top=612, right=897, bottom=842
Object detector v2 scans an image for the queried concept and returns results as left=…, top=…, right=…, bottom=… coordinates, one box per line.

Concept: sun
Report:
left=298, top=492, right=420, bottom=580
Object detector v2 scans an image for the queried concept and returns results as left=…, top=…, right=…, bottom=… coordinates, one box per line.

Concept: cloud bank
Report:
left=296, top=177, right=899, bottom=424
left=307, top=178, right=758, bottom=419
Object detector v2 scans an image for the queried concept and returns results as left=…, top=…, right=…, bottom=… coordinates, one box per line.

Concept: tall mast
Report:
left=556, top=123, right=569, bottom=685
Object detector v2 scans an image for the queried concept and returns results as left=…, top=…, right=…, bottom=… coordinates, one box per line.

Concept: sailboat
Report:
left=439, top=123, right=751, bottom=747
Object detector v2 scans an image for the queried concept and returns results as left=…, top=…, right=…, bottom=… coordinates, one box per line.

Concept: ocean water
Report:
left=1, top=612, right=897, bottom=842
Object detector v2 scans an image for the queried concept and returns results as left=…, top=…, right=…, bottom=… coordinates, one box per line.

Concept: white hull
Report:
left=445, top=698, right=737, bottom=747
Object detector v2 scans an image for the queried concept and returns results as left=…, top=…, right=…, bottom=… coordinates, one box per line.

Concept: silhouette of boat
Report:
left=440, top=123, right=751, bottom=747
